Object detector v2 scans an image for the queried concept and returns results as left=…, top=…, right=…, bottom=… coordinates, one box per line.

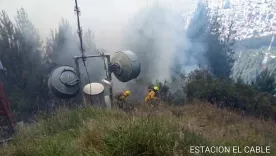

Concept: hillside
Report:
left=232, top=46, right=276, bottom=82
left=1, top=103, right=275, bottom=156
left=207, top=0, right=276, bottom=40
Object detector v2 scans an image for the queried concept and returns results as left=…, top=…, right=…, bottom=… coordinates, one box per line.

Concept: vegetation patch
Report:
left=1, top=104, right=276, bottom=156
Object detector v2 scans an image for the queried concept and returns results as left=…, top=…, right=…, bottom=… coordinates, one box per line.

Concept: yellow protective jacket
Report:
left=117, top=92, right=128, bottom=101
left=144, top=90, right=157, bottom=103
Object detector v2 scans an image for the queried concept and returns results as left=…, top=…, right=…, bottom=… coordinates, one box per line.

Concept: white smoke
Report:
left=1, top=0, right=210, bottom=95
left=123, top=1, right=211, bottom=82
left=1, top=0, right=197, bottom=51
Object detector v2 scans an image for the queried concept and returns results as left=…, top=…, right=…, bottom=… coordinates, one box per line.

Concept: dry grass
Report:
left=169, top=102, right=276, bottom=146
left=1, top=102, right=276, bottom=156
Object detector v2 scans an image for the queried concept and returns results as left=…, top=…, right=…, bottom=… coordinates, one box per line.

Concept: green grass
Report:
left=1, top=103, right=276, bottom=156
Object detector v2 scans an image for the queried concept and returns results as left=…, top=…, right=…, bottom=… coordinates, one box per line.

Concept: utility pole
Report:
left=74, top=0, right=93, bottom=105
left=74, top=0, right=86, bottom=63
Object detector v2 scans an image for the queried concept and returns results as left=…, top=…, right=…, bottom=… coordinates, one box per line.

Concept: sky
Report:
left=0, top=0, right=197, bottom=52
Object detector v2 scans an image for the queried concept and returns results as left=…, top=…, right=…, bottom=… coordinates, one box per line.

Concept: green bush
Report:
left=252, top=69, right=276, bottom=95
left=186, top=69, right=276, bottom=120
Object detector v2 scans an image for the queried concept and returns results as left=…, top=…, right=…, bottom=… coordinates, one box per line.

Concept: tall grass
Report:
left=1, top=103, right=276, bottom=156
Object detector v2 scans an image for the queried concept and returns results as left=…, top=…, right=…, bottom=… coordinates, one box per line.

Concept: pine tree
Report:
left=186, top=2, right=236, bottom=78
left=45, top=19, right=78, bottom=66
left=253, top=69, right=276, bottom=95
left=0, top=8, right=48, bottom=114
left=204, top=10, right=235, bottom=78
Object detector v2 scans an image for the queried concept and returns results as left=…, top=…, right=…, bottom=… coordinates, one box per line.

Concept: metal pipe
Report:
left=74, top=57, right=83, bottom=103
left=74, top=0, right=85, bottom=60
left=106, top=55, right=113, bottom=108
left=74, top=54, right=110, bottom=59
left=74, top=57, right=81, bottom=80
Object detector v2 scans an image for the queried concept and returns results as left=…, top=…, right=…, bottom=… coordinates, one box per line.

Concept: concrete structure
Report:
left=83, top=83, right=106, bottom=108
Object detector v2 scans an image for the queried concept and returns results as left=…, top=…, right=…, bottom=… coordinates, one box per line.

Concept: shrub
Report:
left=186, top=69, right=276, bottom=120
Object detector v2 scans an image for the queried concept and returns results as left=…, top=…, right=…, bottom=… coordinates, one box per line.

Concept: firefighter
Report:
left=144, top=86, right=159, bottom=104
left=115, top=90, right=131, bottom=109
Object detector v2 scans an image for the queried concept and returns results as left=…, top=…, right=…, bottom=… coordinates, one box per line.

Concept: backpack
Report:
left=154, top=90, right=159, bottom=98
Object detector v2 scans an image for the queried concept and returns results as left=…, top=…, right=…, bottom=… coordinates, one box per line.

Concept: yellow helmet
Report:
left=153, top=86, right=159, bottom=91
left=125, top=90, right=131, bottom=96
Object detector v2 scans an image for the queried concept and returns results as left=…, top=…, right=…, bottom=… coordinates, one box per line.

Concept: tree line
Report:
left=0, top=8, right=97, bottom=121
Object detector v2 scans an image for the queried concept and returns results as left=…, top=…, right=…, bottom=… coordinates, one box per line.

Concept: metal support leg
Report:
left=74, top=57, right=83, bottom=105
left=106, top=55, right=113, bottom=108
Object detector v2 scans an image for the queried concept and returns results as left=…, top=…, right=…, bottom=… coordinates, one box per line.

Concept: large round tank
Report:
left=48, top=66, right=80, bottom=99
left=110, top=50, right=141, bottom=82
left=83, top=83, right=106, bottom=108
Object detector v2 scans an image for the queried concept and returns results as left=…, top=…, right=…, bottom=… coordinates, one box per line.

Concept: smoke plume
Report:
left=2, top=0, right=210, bottom=95
left=121, top=1, right=210, bottom=100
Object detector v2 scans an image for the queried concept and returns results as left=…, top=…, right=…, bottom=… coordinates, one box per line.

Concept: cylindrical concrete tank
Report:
left=83, top=83, right=106, bottom=108
left=110, top=50, right=141, bottom=82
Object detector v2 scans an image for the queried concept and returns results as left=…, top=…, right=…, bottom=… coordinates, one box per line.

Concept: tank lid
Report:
left=83, top=83, right=104, bottom=95
left=60, top=69, right=79, bottom=86
left=48, top=66, right=80, bottom=99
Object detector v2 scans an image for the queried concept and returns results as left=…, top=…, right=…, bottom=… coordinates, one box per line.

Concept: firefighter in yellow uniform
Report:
left=145, top=86, right=159, bottom=105
left=116, top=90, right=131, bottom=109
